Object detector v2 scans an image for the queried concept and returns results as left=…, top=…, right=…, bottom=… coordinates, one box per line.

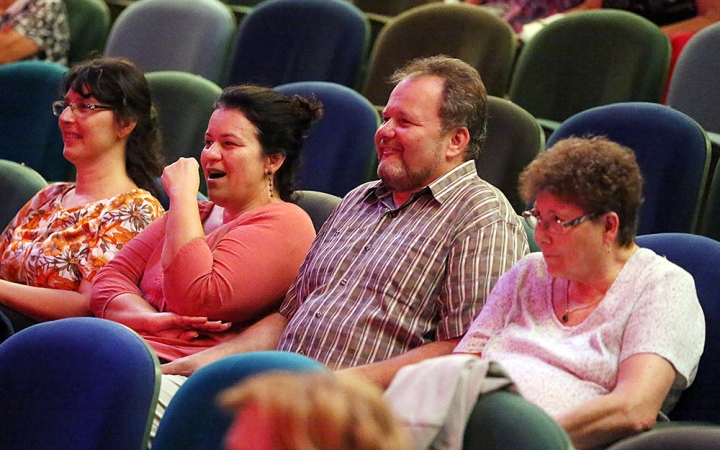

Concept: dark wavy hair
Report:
left=519, top=136, right=644, bottom=247
left=390, top=55, right=488, bottom=161
left=215, top=85, right=323, bottom=201
left=63, top=57, right=164, bottom=197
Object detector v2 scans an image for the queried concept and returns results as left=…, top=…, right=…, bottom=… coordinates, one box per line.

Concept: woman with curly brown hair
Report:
left=454, top=136, right=705, bottom=448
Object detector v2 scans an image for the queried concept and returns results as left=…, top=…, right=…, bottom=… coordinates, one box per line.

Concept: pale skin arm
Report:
left=339, top=337, right=462, bottom=389
left=161, top=311, right=289, bottom=376
left=0, top=26, right=38, bottom=64
left=0, top=277, right=92, bottom=321
left=554, top=353, right=676, bottom=449
left=161, top=158, right=205, bottom=268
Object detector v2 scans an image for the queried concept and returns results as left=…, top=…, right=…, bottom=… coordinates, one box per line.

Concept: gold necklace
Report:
left=554, top=278, right=603, bottom=323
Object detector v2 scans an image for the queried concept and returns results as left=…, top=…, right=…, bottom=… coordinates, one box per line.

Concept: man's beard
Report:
left=378, top=158, right=434, bottom=193
left=377, top=143, right=443, bottom=193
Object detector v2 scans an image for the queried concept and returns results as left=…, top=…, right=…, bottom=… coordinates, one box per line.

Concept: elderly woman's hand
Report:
left=161, top=157, right=201, bottom=203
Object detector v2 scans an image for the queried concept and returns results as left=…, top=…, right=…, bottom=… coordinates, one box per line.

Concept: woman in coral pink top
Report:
left=0, top=57, right=164, bottom=330
left=90, top=86, right=320, bottom=362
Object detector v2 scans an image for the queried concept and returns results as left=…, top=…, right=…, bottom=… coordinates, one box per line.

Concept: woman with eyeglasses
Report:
left=0, top=57, right=164, bottom=331
left=454, top=136, right=704, bottom=448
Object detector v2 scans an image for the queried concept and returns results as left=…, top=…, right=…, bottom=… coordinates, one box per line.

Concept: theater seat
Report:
left=0, top=317, right=161, bottom=449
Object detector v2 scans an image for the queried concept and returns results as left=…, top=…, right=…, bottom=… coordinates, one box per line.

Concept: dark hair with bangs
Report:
left=215, top=85, right=323, bottom=201
left=63, top=57, right=163, bottom=197
left=519, top=136, right=644, bottom=247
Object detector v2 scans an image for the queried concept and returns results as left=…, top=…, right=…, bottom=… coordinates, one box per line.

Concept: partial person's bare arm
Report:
left=555, top=353, right=676, bottom=449
left=566, top=0, right=720, bottom=34
left=0, top=27, right=38, bottom=64
left=662, top=0, right=720, bottom=35
left=161, top=311, right=289, bottom=376
left=0, top=277, right=92, bottom=320
left=338, top=337, right=462, bottom=389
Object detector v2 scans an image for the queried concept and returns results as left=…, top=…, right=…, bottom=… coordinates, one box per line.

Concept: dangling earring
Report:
left=266, top=169, right=274, bottom=198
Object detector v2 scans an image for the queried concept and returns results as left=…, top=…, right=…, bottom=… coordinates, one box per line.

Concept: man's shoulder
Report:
left=433, top=163, right=512, bottom=209
left=335, top=180, right=382, bottom=209
left=444, top=176, right=520, bottom=225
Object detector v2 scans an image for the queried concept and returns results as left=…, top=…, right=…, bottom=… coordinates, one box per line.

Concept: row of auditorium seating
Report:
left=1, top=229, right=719, bottom=449
left=94, top=1, right=662, bottom=99
left=223, top=0, right=439, bottom=17
left=96, top=0, right=720, bottom=145
left=3, top=1, right=720, bottom=227
left=88, top=0, right=720, bottom=138
left=2, top=58, right=720, bottom=239
left=96, top=0, right=720, bottom=134
left=73, top=6, right=720, bottom=136
left=0, top=64, right=710, bottom=236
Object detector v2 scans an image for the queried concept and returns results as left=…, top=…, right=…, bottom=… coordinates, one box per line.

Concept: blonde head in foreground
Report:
left=219, top=372, right=409, bottom=450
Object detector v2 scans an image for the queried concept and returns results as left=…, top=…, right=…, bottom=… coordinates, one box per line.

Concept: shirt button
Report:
left=340, top=278, right=348, bottom=285
left=298, top=350, right=305, bottom=355
left=333, top=229, right=340, bottom=236
left=364, top=245, right=371, bottom=251
left=315, top=311, right=322, bottom=318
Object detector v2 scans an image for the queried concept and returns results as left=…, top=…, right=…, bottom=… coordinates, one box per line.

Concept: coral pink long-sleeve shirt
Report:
left=91, top=201, right=315, bottom=361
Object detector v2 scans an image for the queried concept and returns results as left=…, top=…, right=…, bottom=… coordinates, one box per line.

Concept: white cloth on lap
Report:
left=384, top=354, right=515, bottom=450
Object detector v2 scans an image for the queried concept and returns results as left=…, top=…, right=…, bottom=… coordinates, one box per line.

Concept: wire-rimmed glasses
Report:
left=522, top=208, right=600, bottom=234
left=52, top=101, right=113, bottom=117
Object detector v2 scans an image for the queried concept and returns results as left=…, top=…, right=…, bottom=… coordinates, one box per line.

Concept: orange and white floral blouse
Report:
left=0, top=183, right=164, bottom=291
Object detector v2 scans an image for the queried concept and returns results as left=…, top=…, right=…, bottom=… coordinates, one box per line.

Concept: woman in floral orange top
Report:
left=0, top=57, right=164, bottom=331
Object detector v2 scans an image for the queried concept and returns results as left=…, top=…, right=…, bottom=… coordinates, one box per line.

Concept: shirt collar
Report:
left=427, top=160, right=477, bottom=202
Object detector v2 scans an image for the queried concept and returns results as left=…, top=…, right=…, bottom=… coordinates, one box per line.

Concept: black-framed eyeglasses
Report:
left=522, top=208, right=600, bottom=235
left=52, top=101, right=113, bottom=117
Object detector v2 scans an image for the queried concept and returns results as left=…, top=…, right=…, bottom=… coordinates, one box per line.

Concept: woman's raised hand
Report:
left=161, top=157, right=201, bottom=202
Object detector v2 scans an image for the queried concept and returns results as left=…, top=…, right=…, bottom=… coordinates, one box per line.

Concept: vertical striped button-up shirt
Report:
left=277, top=161, right=529, bottom=369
